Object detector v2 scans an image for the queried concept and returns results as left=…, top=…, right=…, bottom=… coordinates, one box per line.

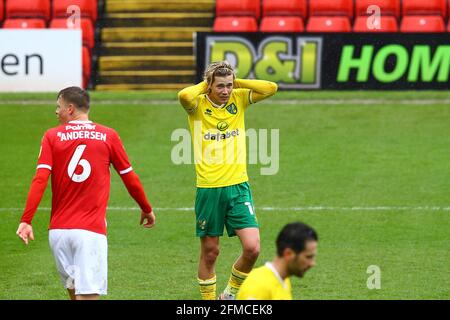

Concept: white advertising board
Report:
left=0, top=29, right=82, bottom=92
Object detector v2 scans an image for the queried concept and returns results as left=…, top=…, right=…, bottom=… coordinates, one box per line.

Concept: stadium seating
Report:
left=355, top=0, right=401, bottom=18
left=5, top=0, right=51, bottom=21
left=215, top=0, right=260, bottom=19
left=400, top=15, right=446, bottom=32
left=213, top=16, right=258, bottom=32
left=402, top=0, right=447, bottom=18
left=306, top=16, right=352, bottom=32
left=260, top=16, right=305, bottom=32
left=309, top=0, right=354, bottom=18
left=52, top=0, right=98, bottom=21
left=353, top=16, right=398, bottom=32
left=50, top=18, right=94, bottom=49
left=82, top=45, right=91, bottom=88
left=3, top=18, right=46, bottom=28
left=262, top=0, right=307, bottom=18
left=0, top=1, right=4, bottom=22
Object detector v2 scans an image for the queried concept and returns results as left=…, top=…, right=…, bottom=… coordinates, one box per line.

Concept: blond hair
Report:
left=203, top=61, right=235, bottom=85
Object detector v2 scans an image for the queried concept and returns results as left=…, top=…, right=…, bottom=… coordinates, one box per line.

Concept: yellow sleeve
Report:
left=234, top=79, right=278, bottom=104
left=177, top=81, right=209, bottom=114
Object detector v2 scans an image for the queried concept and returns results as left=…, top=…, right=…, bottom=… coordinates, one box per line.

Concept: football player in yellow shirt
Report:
left=178, top=61, right=277, bottom=300
left=237, top=222, right=318, bottom=300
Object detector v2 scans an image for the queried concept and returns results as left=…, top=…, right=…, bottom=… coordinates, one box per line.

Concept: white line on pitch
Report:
left=1, top=99, right=450, bottom=106
left=2, top=206, right=449, bottom=212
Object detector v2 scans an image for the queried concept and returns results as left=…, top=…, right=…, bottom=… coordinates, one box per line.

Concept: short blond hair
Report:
left=203, top=61, right=235, bottom=85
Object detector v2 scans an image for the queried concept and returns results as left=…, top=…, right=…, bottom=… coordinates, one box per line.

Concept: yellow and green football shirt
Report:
left=187, top=88, right=253, bottom=188
left=236, top=263, right=293, bottom=300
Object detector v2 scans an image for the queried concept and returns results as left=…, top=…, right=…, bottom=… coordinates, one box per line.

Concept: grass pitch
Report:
left=0, top=91, right=448, bottom=299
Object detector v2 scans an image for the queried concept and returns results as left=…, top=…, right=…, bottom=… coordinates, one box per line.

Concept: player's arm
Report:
left=119, top=171, right=155, bottom=228
left=234, top=78, right=278, bottom=103
left=17, top=168, right=51, bottom=244
left=177, top=81, right=209, bottom=114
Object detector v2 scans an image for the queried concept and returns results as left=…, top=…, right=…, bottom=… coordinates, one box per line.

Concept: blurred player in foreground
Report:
left=237, top=222, right=318, bottom=300
left=178, top=61, right=277, bottom=299
left=16, top=86, right=155, bottom=300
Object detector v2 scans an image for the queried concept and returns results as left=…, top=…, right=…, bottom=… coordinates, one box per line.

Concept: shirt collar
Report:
left=205, top=94, right=226, bottom=109
left=68, top=120, right=93, bottom=124
left=265, top=262, right=287, bottom=288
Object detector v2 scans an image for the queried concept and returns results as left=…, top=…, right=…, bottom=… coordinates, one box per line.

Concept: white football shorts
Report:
left=49, top=229, right=108, bottom=295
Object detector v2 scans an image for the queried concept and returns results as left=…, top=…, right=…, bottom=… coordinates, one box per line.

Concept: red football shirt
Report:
left=37, top=120, right=133, bottom=235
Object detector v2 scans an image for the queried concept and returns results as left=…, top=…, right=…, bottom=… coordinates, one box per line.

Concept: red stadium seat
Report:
left=82, top=46, right=91, bottom=89
left=262, top=0, right=307, bottom=18
left=309, top=0, right=353, bottom=18
left=82, top=46, right=91, bottom=78
left=306, top=16, right=352, bottom=32
left=353, top=16, right=398, bottom=32
left=400, top=15, right=446, bottom=32
left=50, top=18, right=94, bottom=49
left=260, top=16, right=305, bottom=32
left=355, top=0, right=400, bottom=18
left=6, top=0, right=50, bottom=21
left=0, top=1, right=4, bottom=22
left=53, top=0, right=98, bottom=21
left=402, top=0, right=447, bottom=18
left=216, top=0, right=260, bottom=19
left=3, top=18, right=46, bottom=28
left=213, top=16, right=258, bottom=32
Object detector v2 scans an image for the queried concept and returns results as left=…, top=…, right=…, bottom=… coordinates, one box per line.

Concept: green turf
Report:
left=0, top=91, right=448, bottom=299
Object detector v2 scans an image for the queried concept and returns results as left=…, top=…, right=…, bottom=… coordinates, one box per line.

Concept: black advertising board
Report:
left=195, top=33, right=450, bottom=90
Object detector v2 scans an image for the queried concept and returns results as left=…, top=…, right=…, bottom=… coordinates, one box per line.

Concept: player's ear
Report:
left=67, top=104, right=75, bottom=115
left=283, top=248, right=296, bottom=261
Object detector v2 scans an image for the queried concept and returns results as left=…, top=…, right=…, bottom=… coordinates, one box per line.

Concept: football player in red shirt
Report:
left=16, top=86, right=155, bottom=300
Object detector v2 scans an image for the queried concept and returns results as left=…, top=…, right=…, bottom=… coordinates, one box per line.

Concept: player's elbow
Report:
left=177, top=90, right=191, bottom=106
left=267, top=81, right=278, bottom=96
left=32, top=175, right=47, bottom=186
left=33, top=169, right=50, bottom=185
left=122, top=171, right=140, bottom=189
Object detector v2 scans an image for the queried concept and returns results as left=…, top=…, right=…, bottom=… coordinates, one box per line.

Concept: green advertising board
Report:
left=196, top=33, right=450, bottom=90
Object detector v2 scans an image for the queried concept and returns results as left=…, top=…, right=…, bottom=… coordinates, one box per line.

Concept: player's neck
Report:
left=69, top=113, right=90, bottom=122
left=206, top=93, right=226, bottom=108
left=271, top=258, right=288, bottom=280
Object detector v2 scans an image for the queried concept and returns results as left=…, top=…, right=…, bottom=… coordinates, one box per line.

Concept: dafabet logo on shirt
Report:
left=216, top=121, right=229, bottom=131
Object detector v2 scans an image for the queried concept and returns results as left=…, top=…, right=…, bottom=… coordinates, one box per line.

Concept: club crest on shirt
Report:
left=197, top=219, right=206, bottom=230
left=226, top=103, right=237, bottom=115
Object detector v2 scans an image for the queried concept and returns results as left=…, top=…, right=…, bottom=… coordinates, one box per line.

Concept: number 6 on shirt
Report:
left=68, top=144, right=91, bottom=182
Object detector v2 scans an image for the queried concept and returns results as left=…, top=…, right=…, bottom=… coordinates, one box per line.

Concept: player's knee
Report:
left=243, top=242, right=260, bottom=260
left=203, top=246, right=220, bottom=264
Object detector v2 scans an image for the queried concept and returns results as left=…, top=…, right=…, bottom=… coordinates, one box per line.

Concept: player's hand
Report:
left=16, top=222, right=34, bottom=245
left=140, top=210, right=155, bottom=228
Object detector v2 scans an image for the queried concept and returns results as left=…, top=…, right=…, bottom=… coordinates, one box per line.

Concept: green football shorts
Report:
left=195, top=182, right=259, bottom=237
